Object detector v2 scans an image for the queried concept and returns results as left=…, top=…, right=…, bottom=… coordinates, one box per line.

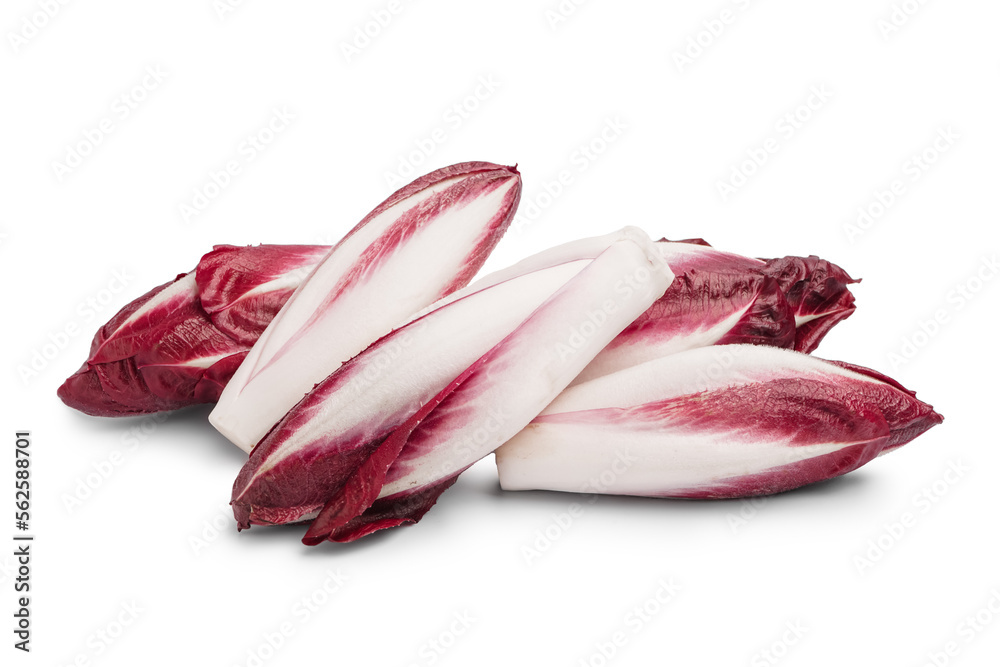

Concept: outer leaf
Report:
left=572, top=240, right=856, bottom=384
left=496, top=345, right=942, bottom=499
left=760, top=255, right=858, bottom=353
left=197, top=244, right=328, bottom=345
left=211, top=162, right=521, bottom=452
left=57, top=273, right=244, bottom=416
left=57, top=245, right=326, bottom=417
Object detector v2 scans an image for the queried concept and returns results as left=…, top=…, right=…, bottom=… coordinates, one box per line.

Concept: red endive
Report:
left=57, top=244, right=327, bottom=417
left=496, top=344, right=942, bottom=498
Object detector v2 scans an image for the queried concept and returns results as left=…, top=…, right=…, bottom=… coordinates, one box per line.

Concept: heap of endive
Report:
left=57, top=161, right=942, bottom=545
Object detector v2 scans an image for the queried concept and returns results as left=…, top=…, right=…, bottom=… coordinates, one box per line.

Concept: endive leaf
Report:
left=211, top=162, right=521, bottom=451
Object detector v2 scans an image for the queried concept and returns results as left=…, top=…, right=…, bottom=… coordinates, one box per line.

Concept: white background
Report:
left=2, top=1, right=998, bottom=665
